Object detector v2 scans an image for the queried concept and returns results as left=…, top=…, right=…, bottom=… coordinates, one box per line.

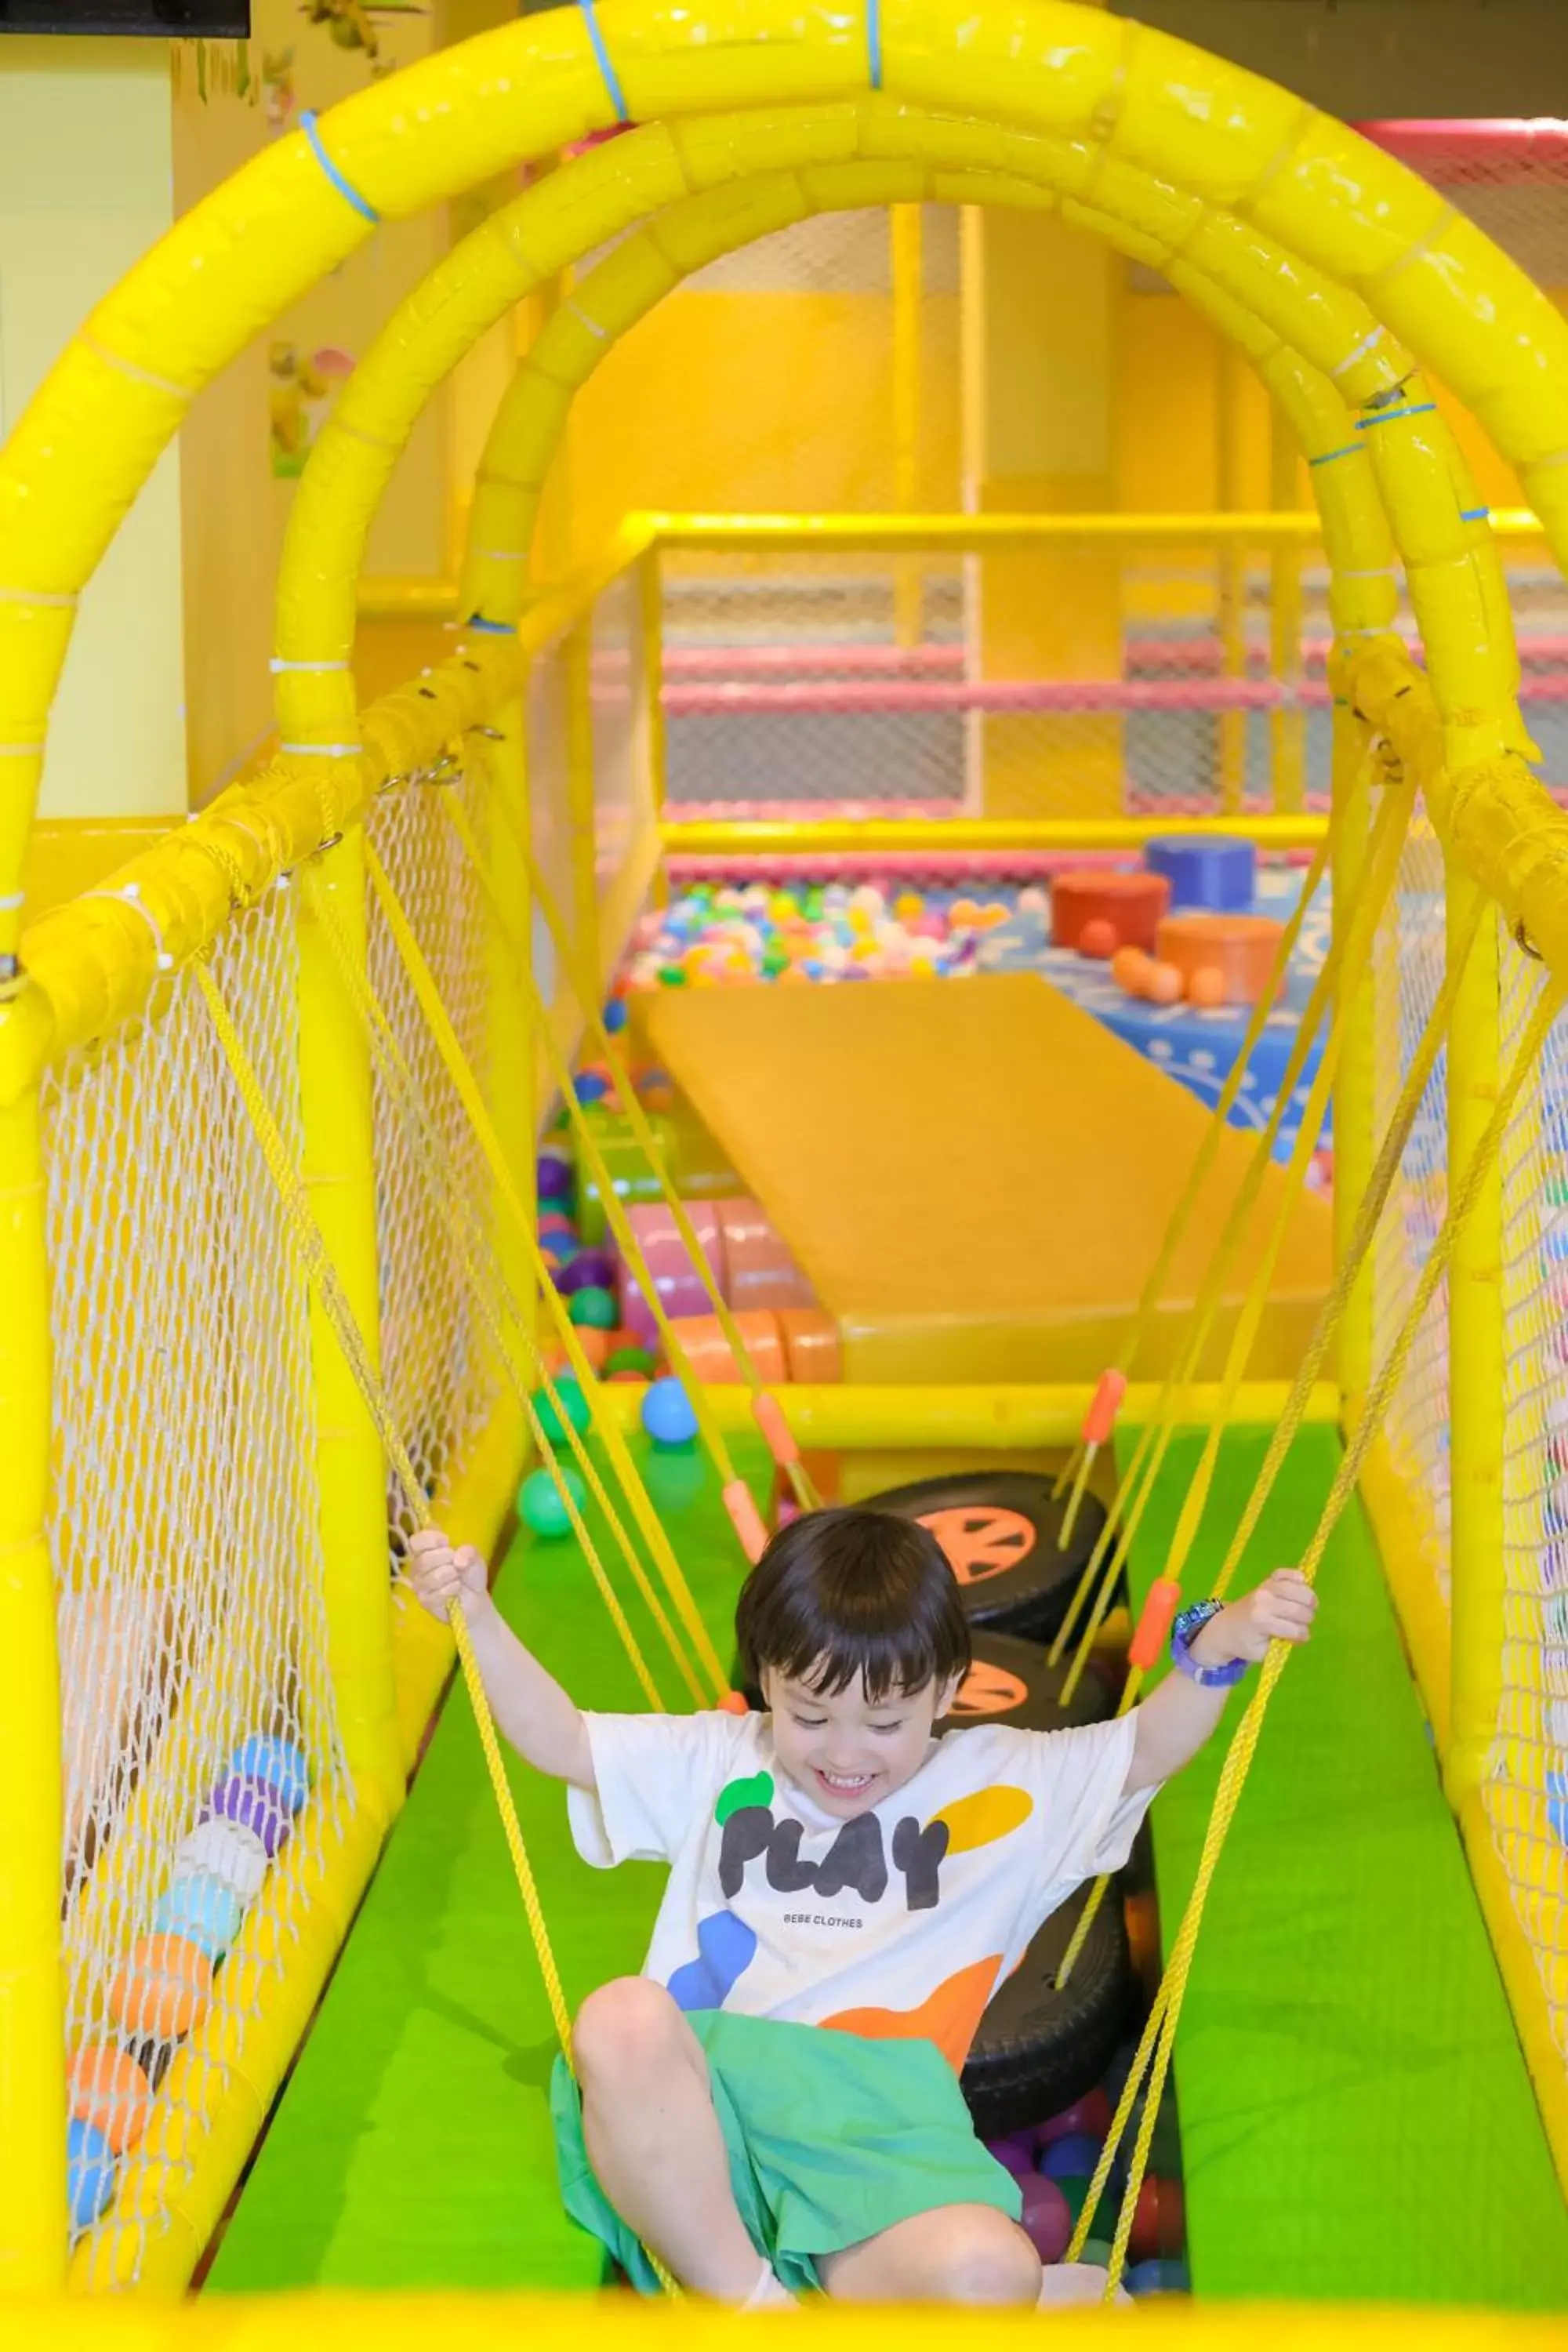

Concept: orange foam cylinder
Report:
left=1155, top=913, right=1286, bottom=1007
left=1129, top=1577, right=1183, bottom=1672
left=724, top=1479, right=770, bottom=1564
left=666, top=1309, right=787, bottom=1385
left=751, top=1391, right=800, bottom=1467
left=779, top=1308, right=841, bottom=1383
left=1052, top=870, right=1170, bottom=956
left=1083, top=1368, right=1127, bottom=1447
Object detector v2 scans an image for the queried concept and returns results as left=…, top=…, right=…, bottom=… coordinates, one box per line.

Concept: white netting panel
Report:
left=1369, top=799, right=1450, bottom=1605
left=44, top=888, right=347, bottom=2286
left=1492, top=931, right=1568, bottom=2067
left=368, top=777, right=504, bottom=1576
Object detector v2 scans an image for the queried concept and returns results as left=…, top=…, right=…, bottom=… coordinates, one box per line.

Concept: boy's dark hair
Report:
left=734, top=1506, right=971, bottom=1702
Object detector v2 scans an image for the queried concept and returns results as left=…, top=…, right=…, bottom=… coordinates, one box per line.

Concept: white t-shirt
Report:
left=568, top=1709, right=1154, bottom=2071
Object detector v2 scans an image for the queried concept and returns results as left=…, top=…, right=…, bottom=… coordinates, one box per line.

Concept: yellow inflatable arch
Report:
left=8, top=0, right=1568, bottom=2303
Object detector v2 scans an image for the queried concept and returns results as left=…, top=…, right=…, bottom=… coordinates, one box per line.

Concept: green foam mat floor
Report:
left=1118, top=1421, right=1568, bottom=2308
left=209, top=1435, right=764, bottom=2292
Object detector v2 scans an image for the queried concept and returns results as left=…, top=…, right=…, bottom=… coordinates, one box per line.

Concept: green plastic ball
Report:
left=604, top=1345, right=658, bottom=1378
left=656, top=963, right=688, bottom=987
left=762, top=947, right=790, bottom=979
left=567, top=1285, right=618, bottom=1330
left=518, top=1466, right=587, bottom=1538
left=534, top=1375, right=589, bottom=1444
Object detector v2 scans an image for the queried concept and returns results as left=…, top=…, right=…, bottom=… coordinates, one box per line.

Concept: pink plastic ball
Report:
left=1019, top=2176, right=1073, bottom=2265
left=1037, top=2089, right=1113, bottom=2147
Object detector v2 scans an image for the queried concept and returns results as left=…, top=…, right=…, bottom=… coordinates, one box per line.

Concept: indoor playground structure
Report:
left=5, top=2, right=1568, bottom=2341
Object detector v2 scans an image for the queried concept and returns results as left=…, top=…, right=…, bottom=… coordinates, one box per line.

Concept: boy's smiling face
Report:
left=760, top=1660, right=964, bottom=1820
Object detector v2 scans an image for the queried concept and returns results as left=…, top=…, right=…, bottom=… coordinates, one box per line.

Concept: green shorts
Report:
left=550, top=2009, right=1022, bottom=2296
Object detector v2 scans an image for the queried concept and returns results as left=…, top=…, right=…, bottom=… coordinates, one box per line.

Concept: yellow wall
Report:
left=0, top=41, right=186, bottom=822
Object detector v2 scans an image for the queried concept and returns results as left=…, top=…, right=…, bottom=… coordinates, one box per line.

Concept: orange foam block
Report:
left=1156, top=912, right=1285, bottom=1007
left=1052, top=870, right=1170, bottom=956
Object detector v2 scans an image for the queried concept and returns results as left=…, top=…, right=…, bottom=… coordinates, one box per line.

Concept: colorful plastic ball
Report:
left=1186, top=964, right=1227, bottom=1009
left=1109, top=946, right=1149, bottom=993
left=536, top=1152, right=574, bottom=1203
left=108, top=1933, right=213, bottom=2042
left=519, top=1466, right=587, bottom=1538
left=604, top=996, right=629, bottom=1034
left=641, top=1375, right=699, bottom=1448
left=1128, top=2175, right=1185, bottom=2264
left=1020, top=2176, right=1073, bottom=2265
left=567, top=1284, right=618, bottom=1330
left=68, top=2114, right=118, bottom=2232
left=1548, top=1767, right=1568, bottom=1846
left=655, top=964, right=687, bottom=987
left=68, top=2042, right=153, bottom=2157
left=534, top=1375, right=590, bottom=1445
left=572, top=1326, right=611, bottom=1373
left=209, top=1774, right=290, bottom=1859
left=573, top=1070, right=612, bottom=1106
left=985, top=2131, right=1037, bottom=2181
left=605, top=1344, right=658, bottom=1378
left=1040, top=2132, right=1104, bottom=2182
left=1037, top=2089, right=1112, bottom=2147
left=539, top=1210, right=576, bottom=1241
left=1145, top=959, right=1184, bottom=1006
left=229, top=1734, right=311, bottom=1815
left=1077, top=916, right=1119, bottom=960
left=153, top=1870, right=245, bottom=1962
left=1126, top=2259, right=1189, bottom=2298
left=172, top=1816, right=268, bottom=1902
left=557, top=1250, right=615, bottom=1298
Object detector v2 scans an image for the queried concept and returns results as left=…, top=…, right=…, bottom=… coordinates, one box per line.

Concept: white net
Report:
left=1493, top=930, right=1568, bottom=2067
left=44, top=888, right=348, bottom=2288
left=1369, top=798, right=1451, bottom=1607
left=367, top=774, right=506, bottom=1580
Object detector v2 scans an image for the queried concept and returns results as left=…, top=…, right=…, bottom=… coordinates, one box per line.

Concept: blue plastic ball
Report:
left=1126, top=2258, right=1189, bottom=2297
left=604, top=997, right=630, bottom=1034
left=520, top=1466, right=587, bottom=1538
left=1040, top=2132, right=1104, bottom=2182
left=67, top=2115, right=118, bottom=2232
left=1548, top=1767, right=1568, bottom=1846
left=229, top=1733, right=310, bottom=1815
left=641, top=1376, right=699, bottom=1449
left=574, top=1070, right=612, bottom=1106
left=153, top=1868, right=246, bottom=1960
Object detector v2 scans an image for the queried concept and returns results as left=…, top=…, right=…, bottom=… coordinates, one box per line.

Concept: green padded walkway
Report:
left=209, top=1436, right=767, bottom=2292
left=1120, top=1422, right=1568, bottom=2308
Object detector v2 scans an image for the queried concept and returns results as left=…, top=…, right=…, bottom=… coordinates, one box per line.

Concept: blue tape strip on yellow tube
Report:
left=578, top=0, right=630, bottom=122
left=300, top=112, right=380, bottom=227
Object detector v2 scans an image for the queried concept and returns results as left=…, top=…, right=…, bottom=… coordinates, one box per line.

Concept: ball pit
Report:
left=1020, top=2175, right=1073, bottom=2265
left=519, top=1465, right=588, bottom=1537
left=566, top=1284, right=618, bottom=1330
left=622, top=880, right=1013, bottom=991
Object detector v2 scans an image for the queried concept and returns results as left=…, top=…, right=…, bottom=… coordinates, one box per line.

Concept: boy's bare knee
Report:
left=573, top=1977, right=688, bottom=2086
left=927, top=2213, right=1041, bottom=2306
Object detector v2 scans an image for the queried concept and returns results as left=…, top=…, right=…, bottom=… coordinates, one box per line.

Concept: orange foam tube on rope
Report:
left=1129, top=1578, right=1183, bottom=1671
left=1083, top=1367, right=1127, bottom=1447
left=752, top=1391, right=800, bottom=1467
left=724, top=1479, right=771, bottom=1564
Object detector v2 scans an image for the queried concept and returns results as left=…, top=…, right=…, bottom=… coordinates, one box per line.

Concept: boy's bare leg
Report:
left=575, top=1979, right=774, bottom=2303
left=820, top=2205, right=1043, bottom=2304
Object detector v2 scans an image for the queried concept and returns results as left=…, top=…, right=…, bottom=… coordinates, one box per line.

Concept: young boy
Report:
left=409, top=1504, right=1314, bottom=2309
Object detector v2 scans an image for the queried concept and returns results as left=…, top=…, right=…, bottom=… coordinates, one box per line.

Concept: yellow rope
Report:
left=302, top=864, right=695, bottom=1711
left=443, top=770, right=822, bottom=1512
left=1048, top=777, right=1407, bottom=1679
left=194, top=944, right=682, bottom=2299
left=1050, top=886, right=1487, bottom=1992
left=1052, top=822, right=1334, bottom=1527
left=1069, top=967, right=1566, bottom=2300
left=362, top=836, right=731, bottom=1699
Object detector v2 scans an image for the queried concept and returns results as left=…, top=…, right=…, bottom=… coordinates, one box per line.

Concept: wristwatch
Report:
left=1171, top=1599, right=1248, bottom=1689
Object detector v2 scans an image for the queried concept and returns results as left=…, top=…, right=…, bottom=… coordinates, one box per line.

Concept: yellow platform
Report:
left=647, top=974, right=1330, bottom=1385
